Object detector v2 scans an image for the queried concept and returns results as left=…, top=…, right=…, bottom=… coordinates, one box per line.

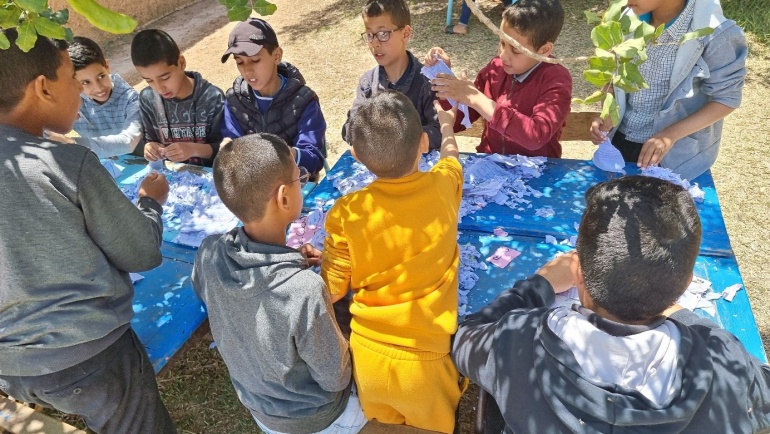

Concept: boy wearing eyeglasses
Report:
left=220, top=18, right=327, bottom=176
left=192, top=133, right=366, bottom=434
left=341, top=0, right=441, bottom=150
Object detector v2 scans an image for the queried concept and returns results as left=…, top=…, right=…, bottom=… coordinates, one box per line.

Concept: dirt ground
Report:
left=87, top=0, right=770, bottom=432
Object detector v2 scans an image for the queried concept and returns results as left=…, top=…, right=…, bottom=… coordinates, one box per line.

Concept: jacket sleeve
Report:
left=320, top=203, right=352, bottom=297
left=487, top=65, right=572, bottom=151
left=419, top=78, right=442, bottom=150
left=294, top=99, right=326, bottom=174
left=452, top=275, right=553, bottom=395
left=297, top=281, right=352, bottom=392
left=75, top=95, right=143, bottom=158
left=462, top=274, right=556, bottom=325
left=220, top=99, right=245, bottom=140
left=341, top=72, right=372, bottom=143
left=205, top=89, right=226, bottom=159
left=139, top=90, right=161, bottom=143
left=77, top=152, right=163, bottom=272
left=700, top=23, right=748, bottom=109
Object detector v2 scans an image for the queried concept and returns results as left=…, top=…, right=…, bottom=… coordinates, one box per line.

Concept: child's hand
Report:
left=431, top=72, right=476, bottom=106
left=638, top=135, right=674, bottom=168
left=536, top=251, right=576, bottom=293
left=144, top=142, right=164, bottom=161
left=163, top=142, right=197, bottom=163
left=299, top=244, right=323, bottom=267
left=425, top=47, right=451, bottom=68
left=138, top=172, right=169, bottom=205
left=434, top=100, right=458, bottom=128
left=590, top=116, right=613, bottom=145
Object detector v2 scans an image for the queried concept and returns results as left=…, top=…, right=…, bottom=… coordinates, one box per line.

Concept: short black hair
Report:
left=502, top=0, right=564, bottom=49
left=362, top=0, right=411, bottom=27
left=0, top=29, right=68, bottom=112
left=68, top=36, right=107, bottom=71
left=131, top=29, right=180, bottom=67
left=349, top=90, right=423, bottom=178
left=213, top=133, right=294, bottom=222
left=577, top=176, right=702, bottom=322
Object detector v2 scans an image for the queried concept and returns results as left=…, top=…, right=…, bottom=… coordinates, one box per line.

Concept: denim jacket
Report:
left=611, top=0, right=748, bottom=180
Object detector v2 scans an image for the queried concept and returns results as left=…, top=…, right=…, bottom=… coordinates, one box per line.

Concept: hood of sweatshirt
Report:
left=217, top=227, right=308, bottom=299
left=533, top=312, right=714, bottom=432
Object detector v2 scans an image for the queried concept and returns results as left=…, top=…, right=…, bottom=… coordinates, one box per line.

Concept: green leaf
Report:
left=680, top=27, right=714, bottom=43
left=633, top=21, right=655, bottom=40
left=613, top=75, right=639, bottom=93
left=0, top=31, right=9, bottom=49
left=601, top=93, right=620, bottom=126
left=584, top=69, right=613, bottom=87
left=594, top=48, right=614, bottom=58
left=584, top=10, right=601, bottom=25
left=603, top=0, right=627, bottom=23
left=588, top=54, right=615, bottom=72
left=251, top=0, right=276, bottom=16
left=613, top=37, right=645, bottom=60
left=225, top=3, right=250, bottom=21
left=66, top=0, right=137, bottom=34
left=583, top=90, right=606, bottom=104
left=636, top=47, right=648, bottom=62
left=653, top=23, right=665, bottom=39
left=15, top=20, right=36, bottom=51
left=619, top=14, right=642, bottom=34
left=0, top=4, right=22, bottom=28
left=14, top=0, right=46, bottom=13
left=619, top=61, right=645, bottom=87
left=51, top=8, right=69, bottom=24
left=591, top=22, right=623, bottom=50
left=32, top=15, right=67, bottom=39
left=64, top=26, right=73, bottom=41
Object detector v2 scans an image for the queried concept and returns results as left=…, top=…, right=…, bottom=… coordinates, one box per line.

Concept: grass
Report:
left=43, top=0, right=770, bottom=432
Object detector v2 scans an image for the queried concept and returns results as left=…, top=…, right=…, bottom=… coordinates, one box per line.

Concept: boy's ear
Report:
left=418, top=132, right=429, bottom=154
left=402, top=25, right=413, bottom=42
left=537, top=41, right=554, bottom=57
left=178, top=55, right=186, bottom=70
left=33, top=74, right=55, bottom=104
left=105, top=60, right=111, bottom=73
left=273, top=47, right=283, bottom=64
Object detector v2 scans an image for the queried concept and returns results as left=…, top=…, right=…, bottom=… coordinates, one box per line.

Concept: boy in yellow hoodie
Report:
left=321, top=90, right=462, bottom=433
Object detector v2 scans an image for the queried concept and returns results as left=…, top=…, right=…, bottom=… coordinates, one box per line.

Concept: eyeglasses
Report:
left=361, top=27, right=404, bottom=44
left=268, top=166, right=310, bottom=200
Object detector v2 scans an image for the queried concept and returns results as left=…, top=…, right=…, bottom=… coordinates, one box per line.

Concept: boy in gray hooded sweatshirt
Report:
left=192, top=133, right=366, bottom=434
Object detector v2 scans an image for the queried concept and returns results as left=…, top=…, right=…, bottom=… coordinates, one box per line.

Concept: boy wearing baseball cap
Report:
left=221, top=18, right=327, bottom=175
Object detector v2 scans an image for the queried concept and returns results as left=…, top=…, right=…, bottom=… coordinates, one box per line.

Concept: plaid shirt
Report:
left=619, top=0, right=696, bottom=143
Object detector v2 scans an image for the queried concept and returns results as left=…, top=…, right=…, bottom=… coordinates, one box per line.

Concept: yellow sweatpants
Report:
left=350, top=333, right=464, bottom=433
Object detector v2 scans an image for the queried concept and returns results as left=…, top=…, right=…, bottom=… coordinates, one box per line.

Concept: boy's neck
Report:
left=175, top=73, right=195, bottom=100
left=0, top=106, right=44, bottom=137
left=650, top=0, right=686, bottom=28
left=243, top=219, right=289, bottom=246
left=383, top=52, right=410, bottom=84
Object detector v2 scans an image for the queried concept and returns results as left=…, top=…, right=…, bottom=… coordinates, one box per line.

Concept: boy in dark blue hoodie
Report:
left=453, top=176, right=770, bottom=433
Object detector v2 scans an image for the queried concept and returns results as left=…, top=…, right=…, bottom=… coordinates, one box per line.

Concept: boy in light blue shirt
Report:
left=47, top=36, right=143, bottom=158
left=590, top=0, right=747, bottom=180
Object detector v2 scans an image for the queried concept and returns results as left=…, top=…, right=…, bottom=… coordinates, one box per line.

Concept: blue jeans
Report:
left=459, top=0, right=514, bottom=25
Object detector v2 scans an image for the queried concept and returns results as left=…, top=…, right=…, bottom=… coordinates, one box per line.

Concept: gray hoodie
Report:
left=192, top=228, right=351, bottom=434
left=0, top=124, right=164, bottom=376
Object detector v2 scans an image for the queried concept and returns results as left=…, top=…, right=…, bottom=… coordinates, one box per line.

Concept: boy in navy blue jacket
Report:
left=453, top=176, right=770, bottom=433
left=220, top=18, right=326, bottom=175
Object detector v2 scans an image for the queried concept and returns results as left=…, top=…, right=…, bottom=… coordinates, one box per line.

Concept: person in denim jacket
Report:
left=591, top=0, right=747, bottom=180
